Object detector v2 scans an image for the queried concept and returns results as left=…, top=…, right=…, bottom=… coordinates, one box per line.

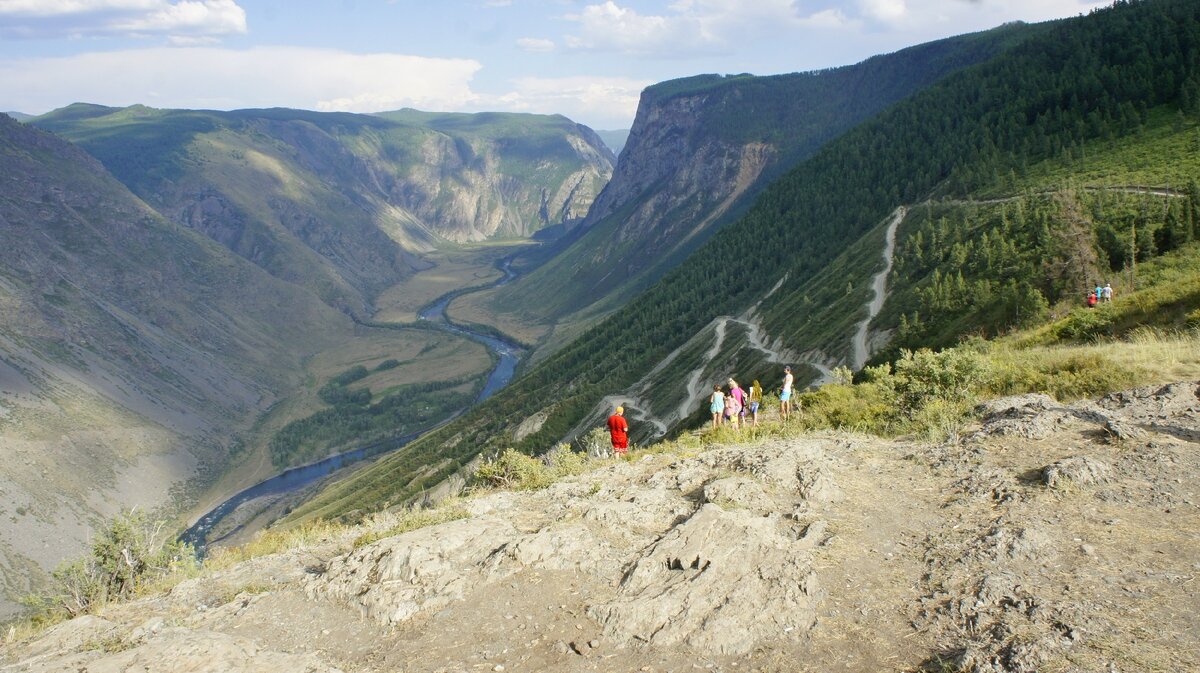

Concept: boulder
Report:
left=589, top=504, right=823, bottom=655
left=1042, top=456, right=1111, bottom=490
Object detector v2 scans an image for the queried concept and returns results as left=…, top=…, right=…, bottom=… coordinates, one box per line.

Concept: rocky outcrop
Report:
left=307, top=440, right=833, bottom=656
left=5, top=382, right=1199, bottom=671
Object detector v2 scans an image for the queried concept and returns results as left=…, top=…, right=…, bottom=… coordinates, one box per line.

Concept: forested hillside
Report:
left=477, top=21, right=1041, bottom=335
left=288, top=0, right=1200, bottom=523
left=31, top=106, right=613, bottom=316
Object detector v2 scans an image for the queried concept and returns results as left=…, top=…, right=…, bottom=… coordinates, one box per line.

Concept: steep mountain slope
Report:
left=31, top=106, right=613, bottom=316
left=0, top=114, right=353, bottom=617
left=290, top=0, right=1200, bottom=522
left=479, top=22, right=1041, bottom=329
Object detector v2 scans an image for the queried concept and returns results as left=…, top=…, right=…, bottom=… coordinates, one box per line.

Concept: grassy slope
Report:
left=0, top=114, right=355, bottom=612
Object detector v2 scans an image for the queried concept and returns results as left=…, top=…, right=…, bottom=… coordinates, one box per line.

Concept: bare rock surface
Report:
left=3, top=382, right=1199, bottom=672
left=1042, top=455, right=1111, bottom=489
left=590, top=504, right=822, bottom=654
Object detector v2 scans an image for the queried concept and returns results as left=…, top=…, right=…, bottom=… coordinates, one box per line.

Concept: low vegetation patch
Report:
left=471, top=445, right=601, bottom=491
left=203, top=518, right=348, bottom=571
left=352, top=503, right=470, bottom=549
left=20, top=510, right=196, bottom=624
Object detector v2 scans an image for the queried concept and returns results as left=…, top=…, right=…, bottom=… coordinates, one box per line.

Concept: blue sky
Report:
left=0, top=0, right=1109, bottom=129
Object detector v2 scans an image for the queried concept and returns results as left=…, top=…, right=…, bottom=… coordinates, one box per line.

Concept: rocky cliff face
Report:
left=5, top=381, right=1197, bottom=672
left=369, top=120, right=612, bottom=242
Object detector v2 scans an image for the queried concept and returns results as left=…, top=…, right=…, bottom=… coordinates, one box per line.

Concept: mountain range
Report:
left=31, top=106, right=613, bottom=316
left=4, top=0, right=1200, bottom=627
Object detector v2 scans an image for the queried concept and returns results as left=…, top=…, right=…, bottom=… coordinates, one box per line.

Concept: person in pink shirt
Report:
left=728, top=378, right=746, bottom=430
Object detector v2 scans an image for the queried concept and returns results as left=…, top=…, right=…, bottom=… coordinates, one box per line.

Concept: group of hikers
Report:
left=708, top=365, right=795, bottom=430
left=1086, top=282, right=1115, bottom=307
left=604, top=364, right=799, bottom=456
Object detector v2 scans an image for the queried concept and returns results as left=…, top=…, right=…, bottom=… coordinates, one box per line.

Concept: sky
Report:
left=0, top=0, right=1110, bottom=130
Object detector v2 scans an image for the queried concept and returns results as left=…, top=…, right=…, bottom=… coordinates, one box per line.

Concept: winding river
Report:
left=180, top=257, right=525, bottom=550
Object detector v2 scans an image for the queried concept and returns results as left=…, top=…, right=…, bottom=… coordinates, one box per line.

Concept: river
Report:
left=180, top=256, right=525, bottom=551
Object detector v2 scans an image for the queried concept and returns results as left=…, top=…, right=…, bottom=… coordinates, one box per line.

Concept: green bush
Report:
left=795, top=382, right=896, bottom=434
left=907, top=397, right=974, bottom=442
left=472, top=448, right=555, bottom=491
left=374, top=359, right=401, bottom=372
left=471, top=445, right=600, bottom=491
left=988, top=352, right=1140, bottom=401
left=575, top=427, right=613, bottom=458
left=1186, top=308, right=1200, bottom=329
left=1054, top=306, right=1117, bottom=341
left=24, top=510, right=196, bottom=619
left=892, top=347, right=991, bottom=414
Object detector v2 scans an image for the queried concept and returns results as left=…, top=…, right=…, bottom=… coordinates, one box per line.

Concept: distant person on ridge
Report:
left=710, top=384, right=725, bottom=429
left=748, top=379, right=763, bottom=425
left=1103, top=283, right=1113, bottom=302
left=1087, top=290, right=1098, bottom=308
left=1095, top=283, right=1104, bottom=302
left=780, top=366, right=795, bottom=420
left=607, top=405, right=629, bottom=457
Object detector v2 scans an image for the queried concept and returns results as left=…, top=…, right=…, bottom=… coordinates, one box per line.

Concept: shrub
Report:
left=472, top=449, right=555, bottom=491
left=907, top=397, right=974, bottom=442
left=795, top=382, right=896, bottom=434
left=1187, top=308, right=1200, bottom=329
left=892, top=347, right=991, bottom=414
left=472, top=445, right=602, bottom=492
left=987, top=351, right=1140, bottom=401
left=25, top=510, right=195, bottom=619
left=575, top=427, right=613, bottom=459
left=1054, top=306, right=1116, bottom=341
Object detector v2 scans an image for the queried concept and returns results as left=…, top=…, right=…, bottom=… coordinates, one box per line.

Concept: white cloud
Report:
left=852, top=0, right=1106, bottom=28
left=799, top=8, right=851, bottom=28
left=559, top=0, right=811, bottom=56
left=516, top=37, right=556, bottom=52
left=0, top=1, right=158, bottom=15
left=564, top=2, right=688, bottom=54
left=0, top=47, right=481, bottom=114
left=489, top=75, right=652, bottom=128
left=0, top=0, right=246, bottom=39
left=860, top=0, right=907, bottom=23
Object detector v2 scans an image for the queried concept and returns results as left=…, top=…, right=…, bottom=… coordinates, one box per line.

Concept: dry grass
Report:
left=204, top=519, right=350, bottom=571
left=446, top=287, right=552, bottom=346
left=351, top=502, right=470, bottom=549
left=995, top=329, right=1200, bottom=397
left=373, top=247, right=516, bottom=323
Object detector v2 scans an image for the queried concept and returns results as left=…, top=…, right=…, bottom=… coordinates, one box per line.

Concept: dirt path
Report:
left=851, top=207, right=906, bottom=370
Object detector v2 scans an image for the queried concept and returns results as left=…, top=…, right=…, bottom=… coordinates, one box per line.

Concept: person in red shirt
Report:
left=607, top=405, right=630, bottom=457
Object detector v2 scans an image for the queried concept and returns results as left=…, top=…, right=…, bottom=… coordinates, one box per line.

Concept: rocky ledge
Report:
left=2, top=382, right=1198, bottom=672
